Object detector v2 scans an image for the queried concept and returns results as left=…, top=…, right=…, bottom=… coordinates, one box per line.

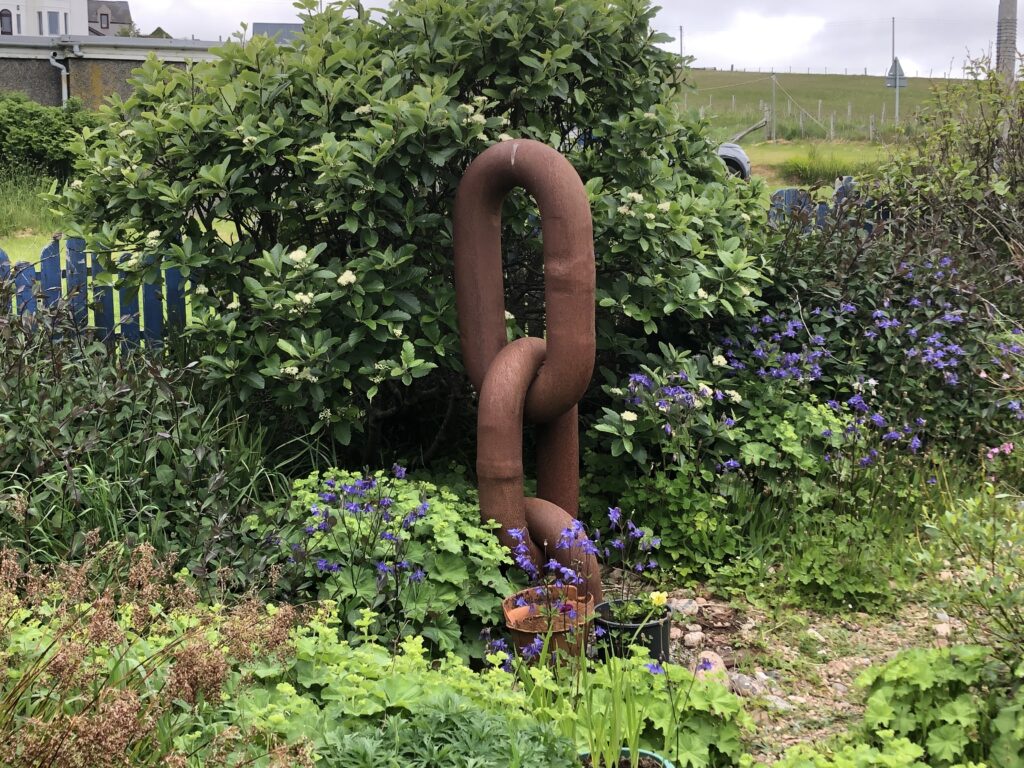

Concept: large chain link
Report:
left=454, top=140, right=602, bottom=601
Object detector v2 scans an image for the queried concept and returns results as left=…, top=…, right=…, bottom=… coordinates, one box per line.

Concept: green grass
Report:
left=745, top=141, right=891, bottom=188
left=684, top=69, right=954, bottom=144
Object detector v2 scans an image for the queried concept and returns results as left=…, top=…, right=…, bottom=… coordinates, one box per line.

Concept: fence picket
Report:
left=14, top=262, right=37, bottom=315
left=39, top=239, right=62, bottom=308
left=0, top=249, right=10, bottom=315
left=119, top=274, right=141, bottom=352
left=66, top=237, right=88, bottom=329
left=142, top=281, right=163, bottom=348
left=91, top=253, right=115, bottom=344
left=165, top=268, right=185, bottom=330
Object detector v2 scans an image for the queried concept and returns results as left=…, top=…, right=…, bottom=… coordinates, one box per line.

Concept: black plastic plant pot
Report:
left=594, top=599, right=671, bottom=662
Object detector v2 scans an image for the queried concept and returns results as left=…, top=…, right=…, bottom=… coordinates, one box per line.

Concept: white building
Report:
left=0, top=1, right=136, bottom=38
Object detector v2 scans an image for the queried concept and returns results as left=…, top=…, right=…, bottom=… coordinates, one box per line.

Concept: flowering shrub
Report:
left=251, top=468, right=514, bottom=657
left=54, top=0, right=767, bottom=459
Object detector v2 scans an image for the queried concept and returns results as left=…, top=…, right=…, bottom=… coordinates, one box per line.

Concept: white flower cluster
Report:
left=337, top=270, right=357, bottom=287
left=354, top=104, right=372, bottom=115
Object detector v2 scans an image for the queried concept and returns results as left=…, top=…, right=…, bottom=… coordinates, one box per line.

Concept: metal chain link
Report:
left=454, top=140, right=602, bottom=601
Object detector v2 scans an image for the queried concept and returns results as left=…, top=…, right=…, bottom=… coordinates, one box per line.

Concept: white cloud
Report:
left=676, top=11, right=828, bottom=71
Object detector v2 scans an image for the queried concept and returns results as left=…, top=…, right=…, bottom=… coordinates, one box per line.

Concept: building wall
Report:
left=67, top=56, right=139, bottom=105
left=0, top=56, right=62, bottom=104
left=0, top=37, right=216, bottom=108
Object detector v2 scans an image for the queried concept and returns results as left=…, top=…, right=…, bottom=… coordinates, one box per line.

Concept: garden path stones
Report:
left=729, top=672, right=766, bottom=697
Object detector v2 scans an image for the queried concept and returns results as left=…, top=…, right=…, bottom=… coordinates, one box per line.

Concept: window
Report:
left=0, top=10, right=12, bottom=36
left=100, top=13, right=108, bottom=29
left=37, top=10, right=41, bottom=34
left=63, top=12, right=67, bottom=34
left=47, top=10, right=58, bottom=34
left=15, top=12, right=20, bottom=34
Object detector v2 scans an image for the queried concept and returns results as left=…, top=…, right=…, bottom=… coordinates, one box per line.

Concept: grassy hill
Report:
left=684, top=69, right=957, bottom=143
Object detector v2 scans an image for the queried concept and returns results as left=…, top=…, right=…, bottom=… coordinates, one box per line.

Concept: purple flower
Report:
left=392, top=463, right=407, bottom=479
left=839, top=302, right=856, bottom=313
left=697, top=658, right=714, bottom=672
left=847, top=394, right=868, bottom=413
left=645, top=662, right=665, bottom=675
left=376, top=561, right=393, bottom=575
left=909, top=435, right=922, bottom=453
left=522, top=636, right=544, bottom=659
left=870, top=413, right=887, bottom=428
left=720, top=458, right=741, bottom=473
left=629, top=373, right=654, bottom=390
left=408, top=567, right=426, bottom=582
left=882, top=431, right=902, bottom=442
left=608, top=507, right=622, bottom=527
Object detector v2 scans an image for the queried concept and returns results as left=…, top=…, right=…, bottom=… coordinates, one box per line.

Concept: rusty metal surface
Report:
left=454, top=139, right=602, bottom=601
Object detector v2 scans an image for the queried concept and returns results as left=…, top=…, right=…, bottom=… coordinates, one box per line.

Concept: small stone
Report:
left=806, top=628, right=826, bottom=643
left=937, top=570, right=954, bottom=582
left=934, top=609, right=951, bottom=623
left=729, top=672, right=766, bottom=697
left=695, top=597, right=708, bottom=606
left=933, top=622, right=952, bottom=639
left=764, top=694, right=795, bottom=711
left=670, top=626, right=684, bottom=641
left=833, top=682, right=849, bottom=696
left=668, top=598, right=699, bottom=616
left=683, top=631, right=704, bottom=648
left=693, top=651, right=727, bottom=679
left=754, top=669, right=779, bottom=689
left=686, top=623, right=702, bottom=632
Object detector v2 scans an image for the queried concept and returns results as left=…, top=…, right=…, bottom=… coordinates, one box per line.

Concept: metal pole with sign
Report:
left=886, top=57, right=907, bottom=127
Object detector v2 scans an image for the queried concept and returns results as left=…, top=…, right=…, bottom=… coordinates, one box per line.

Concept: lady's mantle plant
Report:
left=252, top=467, right=514, bottom=656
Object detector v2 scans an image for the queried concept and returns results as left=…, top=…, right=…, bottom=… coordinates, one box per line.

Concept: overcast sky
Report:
left=133, top=0, right=1021, bottom=78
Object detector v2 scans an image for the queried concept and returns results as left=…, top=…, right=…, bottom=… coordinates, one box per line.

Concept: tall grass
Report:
left=777, top=144, right=881, bottom=186
left=0, top=167, right=59, bottom=238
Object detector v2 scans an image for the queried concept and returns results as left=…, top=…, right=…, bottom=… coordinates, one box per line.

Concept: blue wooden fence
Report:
left=0, top=237, right=186, bottom=351
left=769, top=176, right=886, bottom=232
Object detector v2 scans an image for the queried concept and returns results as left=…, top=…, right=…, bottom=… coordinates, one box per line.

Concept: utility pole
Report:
left=679, top=25, right=684, bottom=63
left=997, top=0, right=1018, bottom=83
left=892, top=17, right=900, bottom=126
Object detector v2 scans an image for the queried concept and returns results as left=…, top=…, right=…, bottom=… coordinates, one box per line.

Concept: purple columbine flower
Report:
left=392, top=463, right=407, bottom=479
left=522, top=636, right=544, bottom=659
left=645, top=662, right=665, bottom=675
left=608, top=507, right=622, bottom=527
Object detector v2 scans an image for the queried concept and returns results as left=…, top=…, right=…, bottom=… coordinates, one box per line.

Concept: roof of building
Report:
left=87, top=1, right=134, bottom=26
left=251, top=22, right=303, bottom=44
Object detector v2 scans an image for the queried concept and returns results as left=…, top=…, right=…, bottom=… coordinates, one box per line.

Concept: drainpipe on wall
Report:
left=48, top=52, right=69, bottom=106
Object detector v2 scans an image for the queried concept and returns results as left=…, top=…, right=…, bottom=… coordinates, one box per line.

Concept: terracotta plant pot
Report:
left=594, top=599, right=671, bottom=662
left=503, top=584, right=594, bottom=657
left=580, top=748, right=676, bottom=768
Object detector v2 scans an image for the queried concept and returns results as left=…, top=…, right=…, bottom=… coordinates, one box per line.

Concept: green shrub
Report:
left=0, top=280, right=285, bottom=582
left=743, top=735, right=934, bottom=768
left=326, top=699, right=576, bottom=768
left=54, top=0, right=768, bottom=459
left=0, top=92, right=96, bottom=178
left=858, top=646, right=1024, bottom=768
left=584, top=344, right=932, bottom=604
left=250, top=469, right=514, bottom=657
left=920, top=468, right=1024, bottom=670
left=0, top=167, right=60, bottom=237
left=0, top=544, right=566, bottom=767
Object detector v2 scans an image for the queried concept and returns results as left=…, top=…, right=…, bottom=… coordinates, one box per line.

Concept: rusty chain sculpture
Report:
left=454, top=139, right=602, bottom=601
